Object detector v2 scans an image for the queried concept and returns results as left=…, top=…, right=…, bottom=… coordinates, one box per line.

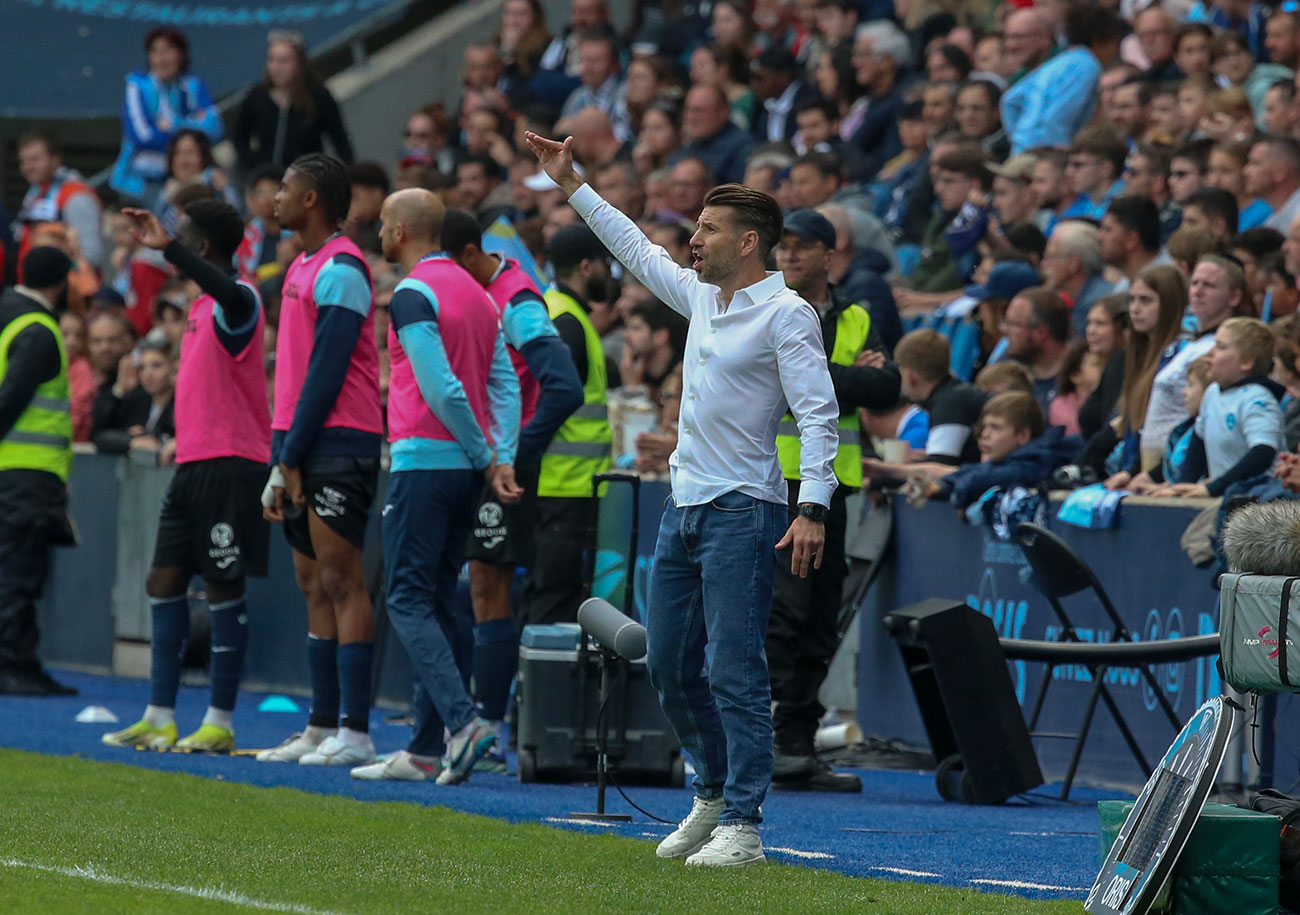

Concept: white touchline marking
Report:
left=766, top=847, right=834, bottom=860
left=871, top=866, right=942, bottom=878
left=543, top=817, right=622, bottom=828
left=0, top=858, right=350, bottom=915
left=971, top=878, right=1089, bottom=892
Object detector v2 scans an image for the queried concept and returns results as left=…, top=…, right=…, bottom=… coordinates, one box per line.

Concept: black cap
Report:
left=547, top=225, right=610, bottom=271
left=783, top=209, right=837, bottom=249
left=23, top=246, right=73, bottom=289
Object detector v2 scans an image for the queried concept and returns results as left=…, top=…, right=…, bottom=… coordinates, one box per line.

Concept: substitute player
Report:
left=103, top=200, right=270, bottom=752
left=350, top=189, right=520, bottom=783
left=257, top=154, right=383, bottom=767
left=442, top=208, right=584, bottom=770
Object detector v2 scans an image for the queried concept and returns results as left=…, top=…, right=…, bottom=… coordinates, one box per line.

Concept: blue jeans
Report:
left=646, top=490, right=782, bottom=825
left=382, top=469, right=479, bottom=757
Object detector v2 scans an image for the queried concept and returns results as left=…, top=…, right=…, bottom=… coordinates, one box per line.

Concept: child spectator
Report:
left=1048, top=340, right=1104, bottom=435
left=59, top=312, right=95, bottom=443
left=1271, top=335, right=1300, bottom=450
left=1154, top=317, right=1286, bottom=498
left=975, top=361, right=1033, bottom=395
left=1257, top=252, right=1300, bottom=321
left=1155, top=355, right=1211, bottom=488
left=911, top=392, right=1077, bottom=509
left=237, top=165, right=287, bottom=282
left=862, top=398, right=930, bottom=455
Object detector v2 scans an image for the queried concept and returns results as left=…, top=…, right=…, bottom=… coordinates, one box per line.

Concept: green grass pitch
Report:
left=0, top=749, right=1086, bottom=913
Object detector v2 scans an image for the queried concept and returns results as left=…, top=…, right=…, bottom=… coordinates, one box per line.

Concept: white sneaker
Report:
left=435, top=718, right=497, bottom=785
left=351, top=750, right=441, bottom=781
left=685, top=824, right=765, bottom=867
left=255, top=730, right=333, bottom=763
left=299, top=733, right=376, bottom=766
left=655, top=796, right=724, bottom=859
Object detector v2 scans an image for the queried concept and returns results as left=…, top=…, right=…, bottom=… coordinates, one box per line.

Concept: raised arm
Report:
left=524, top=131, right=698, bottom=317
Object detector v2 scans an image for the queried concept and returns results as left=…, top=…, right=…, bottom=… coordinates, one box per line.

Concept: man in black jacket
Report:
left=0, top=247, right=77, bottom=695
left=770, top=210, right=900, bottom=791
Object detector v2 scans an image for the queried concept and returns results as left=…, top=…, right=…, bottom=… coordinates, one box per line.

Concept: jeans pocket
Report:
left=710, top=490, right=756, bottom=513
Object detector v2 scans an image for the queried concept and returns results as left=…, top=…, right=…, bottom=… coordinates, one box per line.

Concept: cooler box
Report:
left=515, top=623, right=684, bottom=786
left=1098, top=800, right=1280, bottom=915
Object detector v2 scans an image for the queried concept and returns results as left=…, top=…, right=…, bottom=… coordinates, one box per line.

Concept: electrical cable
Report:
left=593, top=659, right=677, bottom=825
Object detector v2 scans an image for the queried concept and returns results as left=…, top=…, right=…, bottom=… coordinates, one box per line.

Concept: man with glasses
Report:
left=1062, top=127, right=1128, bottom=221
left=1169, top=140, right=1211, bottom=208
left=1041, top=220, right=1115, bottom=336
left=1124, top=145, right=1181, bottom=245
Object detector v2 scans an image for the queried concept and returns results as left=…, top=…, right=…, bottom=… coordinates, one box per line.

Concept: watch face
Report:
left=1084, top=697, right=1235, bottom=915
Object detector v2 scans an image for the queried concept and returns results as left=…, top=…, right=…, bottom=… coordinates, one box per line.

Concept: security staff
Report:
left=770, top=210, right=900, bottom=791
left=530, top=224, right=613, bottom=625
left=0, top=247, right=77, bottom=696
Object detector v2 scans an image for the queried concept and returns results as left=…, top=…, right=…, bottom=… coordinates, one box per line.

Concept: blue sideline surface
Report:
left=0, top=669, right=1123, bottom=902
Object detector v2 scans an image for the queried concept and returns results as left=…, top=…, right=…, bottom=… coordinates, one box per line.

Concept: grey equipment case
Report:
left=1219, top=573, right=1300, bottom=693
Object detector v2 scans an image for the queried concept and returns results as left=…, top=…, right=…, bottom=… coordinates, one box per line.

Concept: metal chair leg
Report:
left=1061, top=669, right=1106, bottom=800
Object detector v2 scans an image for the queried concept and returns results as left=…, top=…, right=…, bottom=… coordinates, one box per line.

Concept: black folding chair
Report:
left=1012, top=522, right=1182, bottom=800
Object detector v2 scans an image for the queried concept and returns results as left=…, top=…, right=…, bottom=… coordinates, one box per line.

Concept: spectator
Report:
left=345, top=162, right=389, bottom=254
left=153, top=130, right=237, bottom=234
left=904, top=148, right=992, bottom=296
left=752, top=48, right=820, bottom=143
left=793, top=99, right=868, bottom=179
left=1134, top=6, right=1181, bottom=83
left=1148, top=84, right=1184, bottom=144
left=1076, top=292, right=1129, bottom=439
left=955, top=79, right=1009, bottom=164
left=1062, top=127, right=1128, bottom=221
left=893, top=328, right=987, bottom=466
left=666, top=157, right=712, bottom=222
left=533, top=0, right=615, bottom=109
left=649, top=221, right=694, bottom=269
left=110, top=27, right=222, bottom=204
left=618, top=56, right=675, bottom=138
left=593, top=161, right=644, bottom=223
left=1181, top=186, right=1239, bottom=241
left=1258, top=251, right=1300, bottom=320
left=633, top=369, right=682, bottom=474
left=400, top=103, right=456, bottom=176
left=975, top=361, right=1034, bottom=396
left=1049, top=339, right=1103, bottom=435
left=710, top=0, right=756, bottom=54
left=1199, top=87, right=1255, bottom=144
left=920, top=82, right=957, bottom=140
left=1002, top=6, right=1124, bottom=154
left=862, top=397, right=929, bottom=455
left=1003, top=9, right=1056, bottom=84
left=690, top=45, right=759, bottom=132
left=557, top=107, right=627, bottom=172
left=559, top=33, right=623, bottom=123
left=1109, top=79, right=1150, bottom=145
left=496, top=0, right=552, bottom=99
left=15, top=133, right=104, bottom=272
left=670, top=85, right=755, bottom=185
left=1168, top=223, right=1220, bottom=287
left=1173, top=23, right=1214, bottom=80
left=87, top=310, right=136, bottom=415
left=1030, top=148, right=1072, bottom=235
left=619, top=299, right=686, bottom=398
left=59, top=312, right=95, bottom=443
left=1041, top=220, right=1116, bottom=336
left=1266, top=10, right=1300, bottom=71
left=91, top=334, right=174, bottom=452
left=457, top=154, right=515, bottom=226
left=233, top=31, right=352, bottom=173
left=1127, top=145, right=1183, bottom=243
left=1208, top=140, right=1272, bottom=231
left=237, top=165, right=287, bottom=281
left=1245, top=136, right=1300, bottom=233
left=462, top=106, right=515, bottom=172
left=1002, top=286, right=1070, bottom=414
left=1153, top=354, right=1211, bottom=487
left=1262, top=80, right=1300, bottom=138
left=1154, top=317, right=1284, bottom=498
left=632, top=98, right=682, bottom=176
left=844, top=21, right=910, bottom=180
left=816, top=203, right=899, bottom=350
left=927, top=43, right=972, bottom=84
left=1098, top=195, right=1163, bottom=287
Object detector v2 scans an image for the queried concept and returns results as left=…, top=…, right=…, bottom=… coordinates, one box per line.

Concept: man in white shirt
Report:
left=526, top=130, right=839, bottom=867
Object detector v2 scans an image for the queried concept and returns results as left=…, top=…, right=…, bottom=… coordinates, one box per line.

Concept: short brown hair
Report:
left=702, top=183, right=784, bottom=261
left=974, top=361, right=1033, bottom=395
left=934, top=149, right=993, bottom=189
left=981, top=391, right=1045, bottom=439
left=1219, top=316, right=1275, bottom=376
left=1167, top=225, right=1223, bottom=269
left=1069, top=126, right=1128, bottom=177
left=894, top=328, right=950, bottom=382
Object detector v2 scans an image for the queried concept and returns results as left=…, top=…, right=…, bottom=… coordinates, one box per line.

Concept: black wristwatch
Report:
left=797, top=502, right=826, bottom=523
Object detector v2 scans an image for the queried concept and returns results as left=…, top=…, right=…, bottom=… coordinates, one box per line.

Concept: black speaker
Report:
left=884, top=598, right=1043, bottom=804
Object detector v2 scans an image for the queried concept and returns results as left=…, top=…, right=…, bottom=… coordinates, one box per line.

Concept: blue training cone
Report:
left=258, top=695, right=301, bottom=713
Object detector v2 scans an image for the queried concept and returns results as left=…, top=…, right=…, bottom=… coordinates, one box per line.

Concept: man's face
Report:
left=462, top=46, right=500, bottom=90
left=1135, top=9, right=1174, bottom=64
left=1168, top=155, right=1204, bottom=203
left=817, top=5, right=856, bottom=44
left=775, top=232, right=829, bottom=291
left=1180, top=204, right=1209, bottom=234
left=1243, top=143, right=1274, bottom=198
left=751, top=67, right=789, bottom=102
left=788, top=163, right=837, bottom=209
left=594, top=167, right=640, bottom=219
left=1207, top=150, right=1244, bottom=196
left=88, top=317, right=130, bottom=374
left=1097, top=213, right=1129, bottom=266
left=18, top=141, right=59, bottom=186
left=1189, top=261, right=1238, bottom=327
left=922, top=88, right=954, bottom=131
left=1030, top=160, right=1064, bottom=209
left=1065, top=151, right=1109, bottom=198
left=1267, top=15, right=1299, bottom=68
left=1041, top=232, right=1078, bottom=289
left=796, top=108, right=835, bottom=148
left=991, top=175, right=1035, bottom=225
left=246, top=178, right=280, bottom=221
left=850, top=35, right=881, bottom=87
left=689, top=206, right=746, bottom=284
left=670, top=162, right=709, bottom=216
left=1002, top=11, right=1050, bottom=71
left=1285, top=215, right=1300, bottom=275
left=683, top=88, right=728, bottom=142
left=955, top=87, right=995, bottom=139
left=1175, top=32, right=1210, bottom=76
left=570, top=0, right=604, bottom=30
left=1178, top=87, right=1208, bottom=132
left=350, top=185, right=384, bottom=224
left=933, top=168, right=975, bottom=212
left=273, top=167, right=312, bottom=230
left=404, top=114, right=437, bottom=153
left=457, top=163, right=491, bottom=209
left=1002, top=296, right=1040, bottom=360
left=1099, top=70, right=1131, bottom=121
left=622, top=314, right=658, bottom=356
left=1264, top=87, right=1296, bottom=136
left=1150, top=92, right=1182, bottom=138
left=579, top=40, right=615, bottom=88
left=1125, top=154, right=1157, bottom=198
left=1110, top=85, right=1147, bottom=138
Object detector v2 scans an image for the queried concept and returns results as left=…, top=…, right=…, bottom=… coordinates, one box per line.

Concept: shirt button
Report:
left=684, top=428, right=692, bottom=435
left=699, top=360, right=705, bottom=366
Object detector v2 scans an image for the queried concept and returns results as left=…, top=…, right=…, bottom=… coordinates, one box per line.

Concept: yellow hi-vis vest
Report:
left=538, top=287, right=611, bottom=498
left=776, top=303, right=871, bottom=489
left=0, top=309, right=72, bottom=481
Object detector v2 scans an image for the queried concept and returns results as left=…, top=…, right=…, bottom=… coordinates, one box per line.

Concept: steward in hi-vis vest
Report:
left=0, top=247, right=78, bottom=697
left=767, top=209, right=901, bottom=793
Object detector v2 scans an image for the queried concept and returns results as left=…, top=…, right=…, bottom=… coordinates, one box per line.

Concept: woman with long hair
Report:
left=618, top=56, right=677, bottom=137
left=631, top=97, right=683, bottom=175
left=1076, top=292, right=1130, bottom=439
left=233, top=31, right=353, bottom=172
left=154, top=130, right=238, bottom=231
left=496, top=0, right=551, bottom=80
left=110, top=26, right=223, bottom=204
left=1100, top=266, right=1187, bottom=490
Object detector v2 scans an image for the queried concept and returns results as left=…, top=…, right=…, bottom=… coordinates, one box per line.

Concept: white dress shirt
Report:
left=569, top=183, right=839, bottom=508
